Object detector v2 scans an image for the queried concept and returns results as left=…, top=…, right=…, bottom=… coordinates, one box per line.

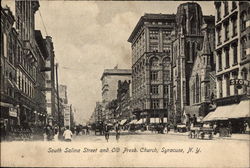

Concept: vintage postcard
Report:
left=1, top=0, right=250, bottom=167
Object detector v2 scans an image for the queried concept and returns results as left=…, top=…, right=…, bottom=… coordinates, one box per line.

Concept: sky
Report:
left=2, top=1, right=215, bottom=125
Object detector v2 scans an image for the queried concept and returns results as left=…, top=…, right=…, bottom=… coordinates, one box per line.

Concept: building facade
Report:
left=101, top=68, right=131, bottom=121
left=128, top=14, right=175, bottom=124
left=171, top=2, right=215, bottom=123
left=116, top=80, right=132, bottom=121
left=1, top=0, right=49, bottom=137
left=207, top=1, right=250, bottom=132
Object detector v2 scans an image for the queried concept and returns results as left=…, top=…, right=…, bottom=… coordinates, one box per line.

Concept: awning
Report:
left=135, top=118, right=146, bottom=124
left=120, top=119, right=127, bottom=125
left=184, top=105, right=200, bottom=116
left=129, top=120, right=137, bottom=124
left=228, top=100, right=250, bottom=119
left=202, top=104, right=237, bottom=121
left=0, top=102, right=14, bottom=108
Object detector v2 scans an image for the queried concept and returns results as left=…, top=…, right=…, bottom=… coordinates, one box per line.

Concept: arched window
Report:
left=162, top=57, right=170, bottom=67
left=150, top=57, right=159, bottom=66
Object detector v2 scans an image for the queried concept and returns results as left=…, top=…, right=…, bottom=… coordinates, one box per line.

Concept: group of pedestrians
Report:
left=103, top=122, right=121, bottom=142
left=44, top=124, right=73, bottom=142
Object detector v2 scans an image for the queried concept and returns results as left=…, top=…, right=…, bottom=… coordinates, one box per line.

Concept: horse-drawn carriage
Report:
left=189, top=125, right=214, bottom=140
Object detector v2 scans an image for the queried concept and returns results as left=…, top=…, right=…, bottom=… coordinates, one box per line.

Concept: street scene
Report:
left=1, top=0, right=250, bottom=148
left=1, top=0, right=250, bottom=167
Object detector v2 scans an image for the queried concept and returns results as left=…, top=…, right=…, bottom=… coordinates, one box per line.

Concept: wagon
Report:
left=189, top=127, right=213, bottom=140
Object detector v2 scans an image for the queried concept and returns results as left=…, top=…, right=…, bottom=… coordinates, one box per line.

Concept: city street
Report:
left=73, top=131, right=250, bottom=143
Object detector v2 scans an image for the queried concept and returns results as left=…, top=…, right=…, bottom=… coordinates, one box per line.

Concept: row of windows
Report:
left=216, top=1, right=237, bottom=21
left=150, top=85, right=170, bottom=95
left=17, top=69, right=35, bottom=98
left=150, top=70, right=170, bottom=81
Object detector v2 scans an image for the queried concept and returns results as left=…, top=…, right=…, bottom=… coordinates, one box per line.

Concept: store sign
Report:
left=9, top=107, right=17, bottom=117
left=230, top=79, right=250, bottom=89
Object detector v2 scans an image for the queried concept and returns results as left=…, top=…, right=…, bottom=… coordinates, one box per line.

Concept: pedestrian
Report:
left=192, top=114, right=197, bottom=126
left=104, top=124, right=109, bottom=142
left=63, top=126, right=73, bottom=142
left=54, top=124, right=59, bottom=141
left=45, top=124, right=53, bottom=141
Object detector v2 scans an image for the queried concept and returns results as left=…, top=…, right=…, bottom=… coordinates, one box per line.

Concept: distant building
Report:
left=101, top=68, right=131, bottom=121
left=128, top=13, right=175, bottom=124
left=116, top=80, right=132, bottom=121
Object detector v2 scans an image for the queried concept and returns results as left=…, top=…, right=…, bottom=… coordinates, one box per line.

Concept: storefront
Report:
left=203, top=99, right=250, bottom=133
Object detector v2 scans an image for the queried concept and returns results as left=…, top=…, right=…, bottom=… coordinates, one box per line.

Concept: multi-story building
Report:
left=1, top=7, right=19, bottom=130
left=94, top=102, right=103, bottom=123
left=171, top=2, right=215, bottom=124
left=59, top=84, right=68, bottom=126
left=101, top=68, right=131, bottom=122
left=116, top=80, right=132, bottom=122
left=205, top=1, right=250, bottom=132
left=44, top=36, right=60, bottom=125
left=1, top=0, right=49, bottom=134
left=128, top=13, right=175, bottom=124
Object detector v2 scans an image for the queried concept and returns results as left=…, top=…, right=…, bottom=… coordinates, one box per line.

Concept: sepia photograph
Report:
left=0, top=0, right=250, bottom=167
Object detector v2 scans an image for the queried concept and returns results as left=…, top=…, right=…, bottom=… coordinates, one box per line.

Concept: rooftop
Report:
left=128, top=13, right=176, bottom=43
left=100, top=69, right=132, bottom=80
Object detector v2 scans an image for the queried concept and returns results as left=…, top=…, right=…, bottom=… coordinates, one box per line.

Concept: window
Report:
left=224, top=2, right=229, bottom=16
left=150, top=71, right=158, bottom=81
left=150, top=57, right=159, bottom=66
left=163, top=85, right=169, bottom=95
left=241, top=37, right=247, bottom=59
left=217, top=5, right=221, bottom=21
left=163, top=70, right=170, bottom=81
left=149, top=45, right=159, bottom=52
left=217, top=28, right=222, bottom=44
left=242, top=69, right=248, bottom=94
left=149, top=30, right=159, bottom=40
left=195, top=74, right=200, bottom=103
left=232, top=18, right=237, bottom=37
left=232, top=1, right=237, bottom=10
left=218, top=77, right=223, bottom=98
left=225, top=48, right=230, bottom=68
left=192, top=42, right=196, bottom=61
left=232, top=44, right=238, bottom=64
left=150, top=85, right=159, bottom=95
left=186, top=42, right=191, bottom=61
left=225, top=74, right=230, bottom=97
left=224, top=22, right=229, bottom=41
left=240, top=11, right=247, bottom=31
left=162, top=57, right=170, bottom=66
left=163, top=45, right=170, bottom=54
left=151, top=99, right=160, bottom=109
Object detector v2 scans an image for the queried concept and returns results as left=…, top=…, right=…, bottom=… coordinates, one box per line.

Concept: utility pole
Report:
left=55, top=63, right=60, bottom=128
